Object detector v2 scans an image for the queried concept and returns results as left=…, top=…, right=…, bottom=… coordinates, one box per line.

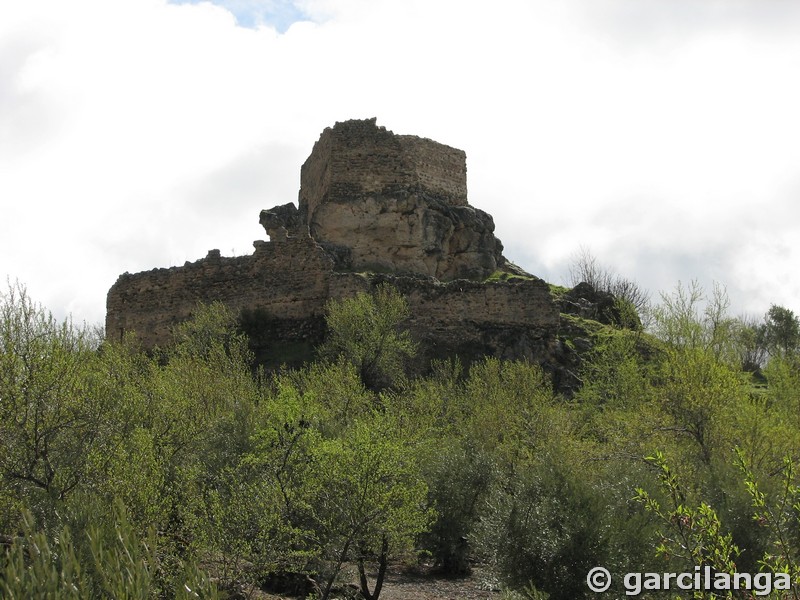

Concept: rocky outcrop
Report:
left=560, top=282, right=621, bottom=326
left=306, top=194, right=504, bottom=280
left=259, top=203, right=302, bottom=240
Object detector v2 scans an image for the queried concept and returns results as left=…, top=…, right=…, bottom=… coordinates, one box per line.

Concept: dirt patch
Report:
left=363, top=565, right=501, bottom=600
left=247, top=564, right=503, bottom=600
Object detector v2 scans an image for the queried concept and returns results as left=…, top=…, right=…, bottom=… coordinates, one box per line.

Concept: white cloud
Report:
left=2, top=0, right=800, bottom=327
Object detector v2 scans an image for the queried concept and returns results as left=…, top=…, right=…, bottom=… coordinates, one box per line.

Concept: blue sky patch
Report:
left=169, top=0, right=309, bottom=32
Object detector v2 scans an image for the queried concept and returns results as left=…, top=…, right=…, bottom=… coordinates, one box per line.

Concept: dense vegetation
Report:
left=2, top=276, right=800, bottom=599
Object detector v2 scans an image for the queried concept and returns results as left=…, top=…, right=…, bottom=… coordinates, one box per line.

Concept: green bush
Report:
left=0, top=499, right=220, bottom=599
left=420, top=438, right=496, bottom=574
left=473, top=458, right=609, bottom=600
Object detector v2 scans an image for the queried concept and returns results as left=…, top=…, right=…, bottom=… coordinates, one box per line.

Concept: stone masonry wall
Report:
left=399, top=135, right=467, bottom=206
left=107, top=241, right=558, bottom=365
left=358, top=275, right=558, bottom=363
left=106, top=237, right=336, bottom=348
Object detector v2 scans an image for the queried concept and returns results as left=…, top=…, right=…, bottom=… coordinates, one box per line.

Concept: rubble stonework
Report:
left=106, top=119, right=560, bottom=367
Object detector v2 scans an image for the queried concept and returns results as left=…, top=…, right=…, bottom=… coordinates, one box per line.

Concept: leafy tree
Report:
left=658, top=345, right=746, bottom=465
left=0, top=282, right=111, bottom=520
left=461, top=358, right=558, bottom=466
left=320, top=284, right=416, bottom=390
left=736, top=314, right=769, bottom=373
left=91, top=302, right=265, bottom=591
left=635, top=452, right=740, bottom=580
left=313, top=410, right=433, bottom=600
left=765, top=304, right=800, bottom=359
left=397, top=357, right=464, bottom=436
left=729, top=391, right=796, bottom=479
left=419, top=437, right=496, bottom=574
left=650, top=280, right=741, bottom=364
left=168, top=301, right=251, bottom=363
left=286, top=357, right=376, bottom=436
left=404, top=358, right=572, bottom=577
left=645, top=281, right=749, bottom=466
left=764, top=355, right=800, bottom=417
left=475, top=455, right=617, bottom=600
left=576, top=331, right=657, bottom=408
left=243, top=381, right=322, bottom=546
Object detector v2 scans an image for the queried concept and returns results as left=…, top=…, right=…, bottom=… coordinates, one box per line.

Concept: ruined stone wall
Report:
left=399, top=135, right=467, bottom=206
left=324, top=120, right=406, bottom=200
left=106, top=237, right=336, bottom=349
left=297, top=125, right=333, bottom=225
left=108, top=245, right=559, bottom=366
left=356, top=275, right=558, bottom=363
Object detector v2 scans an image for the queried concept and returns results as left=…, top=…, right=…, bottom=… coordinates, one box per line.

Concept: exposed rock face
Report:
left=106, top=119, right=557, bottom=372
left=560, top=282, right=623, bottom=327
left=259, top=203, right=301, bottom=241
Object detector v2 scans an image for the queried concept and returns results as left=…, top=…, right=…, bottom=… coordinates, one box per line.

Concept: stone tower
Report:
left=261, top=118, right=507, bottom=281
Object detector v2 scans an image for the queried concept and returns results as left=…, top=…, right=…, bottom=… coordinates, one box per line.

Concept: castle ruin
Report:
left=106, top=119, right=560, bottom=368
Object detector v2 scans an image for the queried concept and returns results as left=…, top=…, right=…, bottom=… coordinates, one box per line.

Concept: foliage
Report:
left=313, top=410, right=434, bottom=600
left=475, top=458, right=610, bottom=600
left=286, top=358, right=376, bottom=436
left=635, top=452, right=740, bottom=576
left=657, top=345, right=746, bottom=464
left=765, top=304, right=800, bottom=360
left=320, top=284, right=417, bottom=390
left=418, top=438, right=496, bottom=574
left=764, top=355, right=800, bottom=419
left=0, top=282, right=107, bottom=516
left=575, top=329, right=657, bottom=408
left=650, top=280, right=741, bottom=363
left=5, top=275, right=800, bottom=599
left=737, top=450, right=800, bottom=596
left=736, top=313, right=770, bottom=373
left=0, top=499, right=220, bottom=599
left=637, top=449, right=800, bottom=599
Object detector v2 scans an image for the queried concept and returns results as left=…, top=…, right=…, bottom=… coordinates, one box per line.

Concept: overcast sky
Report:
left=2, top=0, right=800, bottom=327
